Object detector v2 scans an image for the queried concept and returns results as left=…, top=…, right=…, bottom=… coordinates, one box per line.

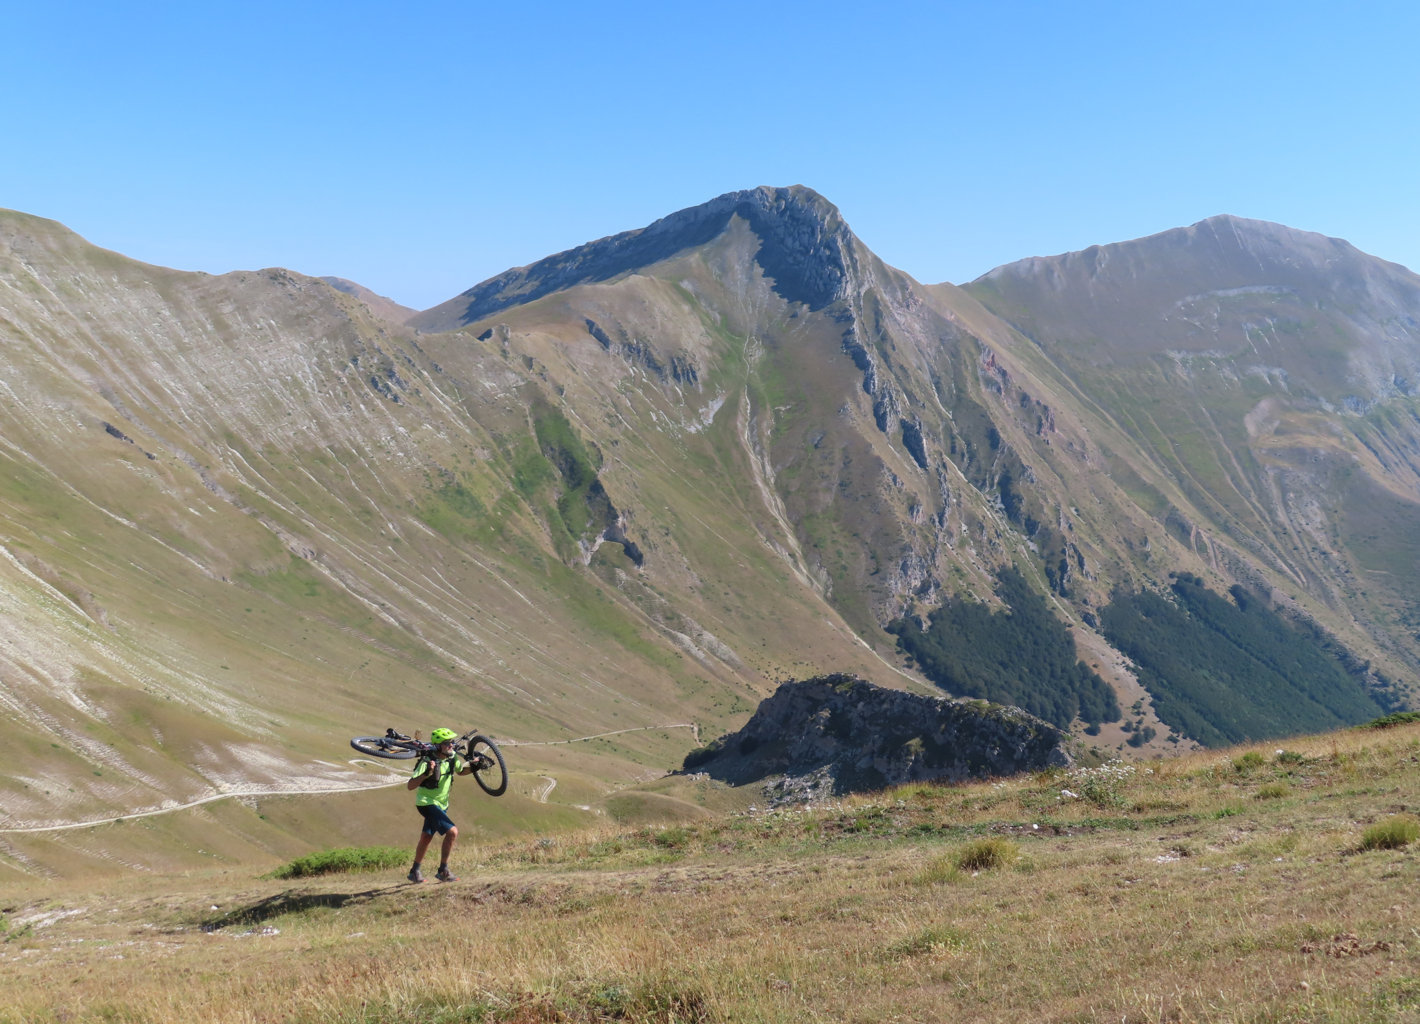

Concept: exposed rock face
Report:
left=683, top=675, right=1072, bottom=804
left=410, top=185, right=854, bottom=331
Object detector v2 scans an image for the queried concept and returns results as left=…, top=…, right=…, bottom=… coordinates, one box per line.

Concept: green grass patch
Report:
left=885, top=925, right=968, bottom=960
left=265, top=846, right=408, bottom=879
left=1359, top=814, right=1420, bottom=851
left=954, top=837, right=1020, bottom=872
left=1233, top=751, right=1265, bottom=773
left=238, top=555, right=329, bottom=601
left=417, top=479, right=501, bottom=545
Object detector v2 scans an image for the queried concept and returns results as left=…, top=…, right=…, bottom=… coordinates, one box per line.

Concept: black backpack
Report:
left=418, top=757, right=455, bottom=789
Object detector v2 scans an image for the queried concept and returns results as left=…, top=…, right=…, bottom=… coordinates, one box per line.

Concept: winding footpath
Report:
left=0, top=723, right=700, bottom=835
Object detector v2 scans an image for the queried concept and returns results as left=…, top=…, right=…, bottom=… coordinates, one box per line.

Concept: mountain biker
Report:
left=406, top=728, right=476, bottom=882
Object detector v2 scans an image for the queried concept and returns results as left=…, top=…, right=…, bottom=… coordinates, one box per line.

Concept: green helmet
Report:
left=430, top=728, right=458, bottom=744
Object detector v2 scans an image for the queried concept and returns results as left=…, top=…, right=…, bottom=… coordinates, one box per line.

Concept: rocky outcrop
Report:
left=683, top=674, right=1072, bottom=804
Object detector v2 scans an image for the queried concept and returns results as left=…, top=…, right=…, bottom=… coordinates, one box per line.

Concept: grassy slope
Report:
left=2, top=720, right=1417, bottom=1023
left=0, top=212, right=903, bottom=838
left=958, top=243, right=1420, bottom=698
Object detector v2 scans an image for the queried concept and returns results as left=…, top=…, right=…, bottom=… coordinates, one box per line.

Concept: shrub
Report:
left=1362, top=711, right=1420, bottom=730
left=1061, top=759, right=1139, bottom=807
left=1233, top=751, right=1265, bottom=773
left=885, top=926, right=968, bottom=960
left=265, top=846, right=408, bottom=879
left=1360, top=815, right=1420, bottom=851
left=955, top=837, right=1020, bottom=872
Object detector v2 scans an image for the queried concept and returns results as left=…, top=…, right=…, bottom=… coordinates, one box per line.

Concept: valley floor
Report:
left=2, top=724, right=1419, bottom=1023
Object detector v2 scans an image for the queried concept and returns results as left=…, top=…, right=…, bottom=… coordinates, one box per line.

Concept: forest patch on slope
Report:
left=888, top=567, right=1121, bottom=730
left=1099, top=573, right=1398, bottom=746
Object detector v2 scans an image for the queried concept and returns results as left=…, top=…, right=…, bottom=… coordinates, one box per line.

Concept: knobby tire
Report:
left=350, top=736, right=420, bottom=759
left=465, top=734, right=508, bottom=796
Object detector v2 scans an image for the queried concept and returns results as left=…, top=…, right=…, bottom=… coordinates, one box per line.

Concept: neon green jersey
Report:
left=413, top=756, right=462, bottom=809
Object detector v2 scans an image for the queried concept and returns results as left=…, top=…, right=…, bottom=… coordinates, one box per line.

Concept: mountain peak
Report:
left=972, top=212, right=1420, bottom=306
left=975, top=215, right=1365, bottom=287
left=1178, top=214, right=1368, bottom=268
left=409, top=185, right=857, bottom=332
left=1, top=208, right=112, bottom=263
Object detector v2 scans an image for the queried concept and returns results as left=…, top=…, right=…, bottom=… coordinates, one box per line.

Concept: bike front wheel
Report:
left=350, top=735, right=420, bottom=759
left=463, top=734, right=508, bottom=796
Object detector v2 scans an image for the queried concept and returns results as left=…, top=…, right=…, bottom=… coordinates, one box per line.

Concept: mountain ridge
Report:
left=965, top=214, right=1420, bottom=388
left=1, top=189, right=1417, bottom=872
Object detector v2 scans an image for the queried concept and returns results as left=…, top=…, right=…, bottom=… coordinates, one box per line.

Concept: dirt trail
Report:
left=0, top=774, right=405, bottom=835
left=501, top=723, right=699, bottom=746
left=0, top=723, right=700, bottom=834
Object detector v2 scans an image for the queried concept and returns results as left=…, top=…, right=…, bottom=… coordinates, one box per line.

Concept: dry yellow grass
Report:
left=2, top=722, right=1418, bottom=1023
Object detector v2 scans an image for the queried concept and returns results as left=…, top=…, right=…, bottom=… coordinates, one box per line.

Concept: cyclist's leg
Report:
left=411, top=806, right=446, bottom=878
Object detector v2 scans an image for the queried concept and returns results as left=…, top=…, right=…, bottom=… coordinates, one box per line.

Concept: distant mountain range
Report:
left=2, top=186, right=1417, bottom=841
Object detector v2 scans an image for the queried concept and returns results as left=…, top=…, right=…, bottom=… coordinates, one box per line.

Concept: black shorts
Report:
left=417, top=804, right=456, bottom=836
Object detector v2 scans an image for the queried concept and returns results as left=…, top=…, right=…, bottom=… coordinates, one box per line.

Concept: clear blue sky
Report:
left=5, top=2, right=1417, bottom=311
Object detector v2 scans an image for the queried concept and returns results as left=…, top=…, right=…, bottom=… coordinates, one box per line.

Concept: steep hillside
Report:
left=0, top=204, right=902, bottom=842
left=1, top=192, right=1417, bottom=863
left=962, top=217, right=1420, bottom=694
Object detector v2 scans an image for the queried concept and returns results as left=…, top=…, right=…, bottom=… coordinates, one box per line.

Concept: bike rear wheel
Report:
left=350, top=735, right=421, bottom=759
left=463, top=734, right=508, bottom=796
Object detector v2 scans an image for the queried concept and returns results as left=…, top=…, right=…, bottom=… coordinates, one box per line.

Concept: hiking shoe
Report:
left=407, top=866, right=425, bottom=883
left=435, top=866, right=457, bottom=882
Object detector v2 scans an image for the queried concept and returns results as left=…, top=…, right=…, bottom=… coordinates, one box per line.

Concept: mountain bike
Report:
left=350, top=728, right=508, bottom=796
